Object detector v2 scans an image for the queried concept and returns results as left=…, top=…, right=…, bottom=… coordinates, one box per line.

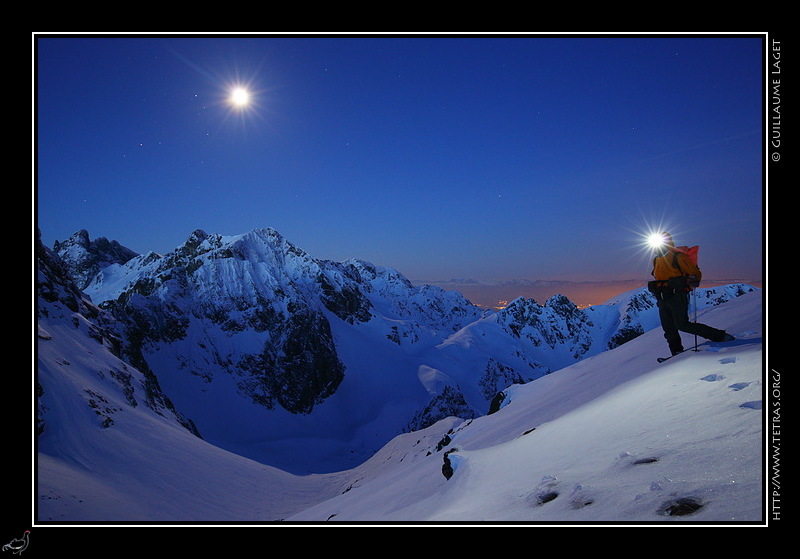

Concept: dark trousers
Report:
left=657, top=291, right=725, bottom=354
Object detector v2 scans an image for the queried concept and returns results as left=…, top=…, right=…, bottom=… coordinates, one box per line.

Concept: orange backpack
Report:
left=667, top=245, right=701, bottom=288
left=674, top=245, right=699, bottom=266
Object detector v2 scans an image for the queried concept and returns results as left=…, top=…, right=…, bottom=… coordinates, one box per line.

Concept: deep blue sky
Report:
left=35, top=34, right=764, bottom=284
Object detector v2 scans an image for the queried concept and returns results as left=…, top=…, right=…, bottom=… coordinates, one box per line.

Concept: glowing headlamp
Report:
left=647, top=233, right=668, bottom=249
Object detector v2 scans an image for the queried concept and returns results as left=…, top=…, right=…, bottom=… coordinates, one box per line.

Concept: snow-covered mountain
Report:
left=53, top=229, right=138, bottom=290
left=36, top=249, right=764, bottom=522
left=46, top=227, right=758, bottom=475
left=36, top=231, right=199, bottom=439
left=37, top=227, right=763, bottom=523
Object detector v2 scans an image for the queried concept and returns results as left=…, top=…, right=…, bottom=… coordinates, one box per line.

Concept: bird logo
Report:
left=2, top=531, right=29, bottom=555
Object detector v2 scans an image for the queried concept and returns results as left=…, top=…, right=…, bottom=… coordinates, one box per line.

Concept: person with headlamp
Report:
left=647, top=232, right=734, bottom=356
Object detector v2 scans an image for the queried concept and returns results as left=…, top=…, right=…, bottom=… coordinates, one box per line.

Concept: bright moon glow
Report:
left=230, top=87, right=250, bottom=107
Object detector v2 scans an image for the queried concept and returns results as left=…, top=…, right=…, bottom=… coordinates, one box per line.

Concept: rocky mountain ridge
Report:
left=45, top=227, right=758, bottom=473
left=36, top=231, right=199, bottom=439
left=53, top=229, right=138, bottom=290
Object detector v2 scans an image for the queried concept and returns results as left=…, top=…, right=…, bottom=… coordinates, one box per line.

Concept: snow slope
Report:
left=37, top=289, right=763, bottom=524
left=288, top=290, right=763, bottom=523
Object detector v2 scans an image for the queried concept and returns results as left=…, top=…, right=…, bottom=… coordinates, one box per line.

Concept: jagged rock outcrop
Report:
left=86, top=228, right=352, bottom=415
left=36, top=230, right=199, bottom=437
left=479, top=358, right=527, bottom=401
left=606, top=290, right=656, bottom=349
left=236, top=306, right=345, bottom=414
left=408, top=385, right=474, bottom=432
left=497, top=294, right=597, bottom=366
left=54, top=229, right=138, bottom=290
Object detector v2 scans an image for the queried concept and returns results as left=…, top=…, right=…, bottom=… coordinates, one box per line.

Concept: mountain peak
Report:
left=187, top=228, right=209, bottom=243
left=53, top=230, right=138, bottom=290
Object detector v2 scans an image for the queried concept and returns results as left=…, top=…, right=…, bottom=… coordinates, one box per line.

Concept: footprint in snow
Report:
left=740, top=400, right=762, bottom=410
left=568, top=484, right=596, bottom=509
left=700, top=375, right=758, bottom=408
left=643, top=480, right=707, bottom=517
left=613, top=452, right=660, bottom=469
left=526, top=475, right=560, bottom=506
left=658, top=497, right=705, bottom=517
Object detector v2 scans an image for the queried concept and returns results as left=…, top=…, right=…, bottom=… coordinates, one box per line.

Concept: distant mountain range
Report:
left=40, top=227, right=758, bottom=474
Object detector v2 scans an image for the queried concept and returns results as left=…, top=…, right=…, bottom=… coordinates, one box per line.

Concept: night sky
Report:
left=35, top=34, right=764, bottom=292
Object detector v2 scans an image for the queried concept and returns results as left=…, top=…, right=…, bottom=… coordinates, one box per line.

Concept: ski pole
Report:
left=692, top=289, right=698, bottom=351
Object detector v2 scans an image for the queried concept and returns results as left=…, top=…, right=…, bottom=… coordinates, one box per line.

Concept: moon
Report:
left=229, top=87, right=251, bottom=108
